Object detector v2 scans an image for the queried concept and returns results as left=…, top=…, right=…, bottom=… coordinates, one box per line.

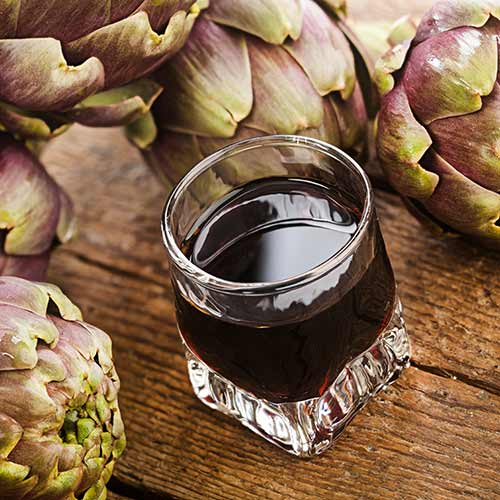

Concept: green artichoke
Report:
left=376, top=0, right=500, bottom=248
left=0, top=0, right=199, bottom=140
left=0, top=135, right=75, bottom=279
left=0, top=276, right=125, bottom=499
left=134, top=0, right=372, bottom=187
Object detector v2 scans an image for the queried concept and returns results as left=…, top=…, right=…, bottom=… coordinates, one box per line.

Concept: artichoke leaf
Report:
left=64, top=9, right=197, bottom=89
left=298, top=100, right=342, bottom=148
left=244, top=39, right=324, bottom=134
left=0, top=38, right=104, bottom=111
left=136, top=0, right=197, bottom=32
left=421, top=151, right=500, bottom=245
left=320, top=0, right=347, bottom=17
left=0, top=136, right=61, bottom=255
left=207, top=0, right=303, bottom=44
left=56, top=190, right=77, bottom=245
left=111, top=410, right=125, bottom=441
left=20, top=0, right=196, bottom=44
left=0, top=0, right=19, bottom=39
left=376, top=84, right=438, bottom=199
left=7, top=0, right=116, bottom=41
left=110, top=0, right=149, bottom=25
left=0, top=305, right=60, bottom=370
left=147, top=131, right=230, bottom=205
left=0, top=414, right=22, bottom=459
left=0, top=251, right=50, bottom=281
left=7, top=440, right=64, bottom=497
left=61, top=79, right=163, bottom=127
left=31, top=466, right=84, bottom=500
left=145, top=131, right=203, bottom=188
left=387, top=15, right=418, bottom=47
left=0, top=461, right=37, bottom=498
left=155, top=18, right=252, bottom=137
left=428, top=82, right=500, bottom=191
left=126, top=111, right=158, bottom=149
left=285, top=0, right=355, bottom=98
left=415, top=0, right=498, bottom=43
left=78, top=322, right=114, bottom=374
left=0, top=277, right=81, bottom=322
left=329, top=82, right=367, bottom=150
left=0, top=103, right=65, bottom=140
left=403, top=26, right=498, bottom=124
left=80, top=456, right=105, bottom=493
left=112, top=432, right=126, bottom=459
left=374, top=40, right=412, bottom=96
left=82, top=477, right=107, bottom=500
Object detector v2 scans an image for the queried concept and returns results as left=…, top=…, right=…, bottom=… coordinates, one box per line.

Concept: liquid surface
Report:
left=176, top=177, right=395, bottom=403
left=188, top=178, right=359, bottom=282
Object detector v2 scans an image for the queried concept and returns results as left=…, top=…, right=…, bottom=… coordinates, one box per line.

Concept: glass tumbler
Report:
left=162, top=135, right=410, bottom=457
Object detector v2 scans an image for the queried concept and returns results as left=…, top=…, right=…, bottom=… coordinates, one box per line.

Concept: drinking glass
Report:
left=162, top=135, right=410, bottom=457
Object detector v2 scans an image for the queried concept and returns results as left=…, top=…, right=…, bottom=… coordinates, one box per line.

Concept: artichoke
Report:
left=135, top=0, right=372, bottom=187
left=0, top=276, right=125, bottom=499
left=376, top=0, right=500, bottom=248
left=0, top=0, right=199, bottom=140
left=0, top=135, right=75, bottom=279
left=0, top=2, right=200, bottom=277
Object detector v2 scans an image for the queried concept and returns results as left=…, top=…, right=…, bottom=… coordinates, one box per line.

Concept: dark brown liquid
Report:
left=176, top=178, right=395, bottom=403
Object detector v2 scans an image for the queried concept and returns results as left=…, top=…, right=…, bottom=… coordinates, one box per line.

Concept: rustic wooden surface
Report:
left=108, top=492, right=131, bottom=500
left=41, top=2, right=499, bottom=498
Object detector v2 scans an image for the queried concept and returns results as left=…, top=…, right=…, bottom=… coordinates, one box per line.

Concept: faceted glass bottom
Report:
left=186, top=299, right=410, bottom=457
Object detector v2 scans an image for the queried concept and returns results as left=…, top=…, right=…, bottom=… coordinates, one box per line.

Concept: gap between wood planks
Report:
left=410, top=361, right=500, bottom=397
left=108, top=476, right=174, bottom=499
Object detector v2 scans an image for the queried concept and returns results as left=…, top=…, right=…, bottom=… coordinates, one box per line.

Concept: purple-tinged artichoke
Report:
left=0, top=276, right=125, bottom=500
left=0, top=135, right=75, bottom=279
left=133, top=0, right=372, bottom=187
left=376, top=0, right=500, bottom=248
left=0, top=1, right=199, bottom=139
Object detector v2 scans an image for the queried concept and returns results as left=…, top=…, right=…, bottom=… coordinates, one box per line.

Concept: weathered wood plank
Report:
left=380, top=192, right=500, bottom=394
left=108, top=491, right=133, bottom=500
left=43, top=127, right=500, bottom=393
left=108, top=478, right=173, bottom=500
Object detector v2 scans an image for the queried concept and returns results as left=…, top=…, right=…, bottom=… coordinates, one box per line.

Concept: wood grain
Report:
left=108, top=492, right=134, bottom=500
left=42, top=126, right=500, bottom=499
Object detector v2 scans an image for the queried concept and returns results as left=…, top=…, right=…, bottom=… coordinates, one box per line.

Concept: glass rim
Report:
left=161, top=135, right=374, bottom=294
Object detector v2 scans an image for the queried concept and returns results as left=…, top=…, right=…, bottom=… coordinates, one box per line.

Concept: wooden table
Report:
left=42, top=2, right=499, bottom=499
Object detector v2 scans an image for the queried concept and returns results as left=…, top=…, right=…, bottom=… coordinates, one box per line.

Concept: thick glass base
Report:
left=186, top=300, right=410, bottom=457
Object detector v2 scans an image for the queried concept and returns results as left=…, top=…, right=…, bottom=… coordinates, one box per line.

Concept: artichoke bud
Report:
left=0, top=277, right=125, bottom=499
left=145, top=0, right=371, bottom=188
left=375, top=0, right=500, bottom=248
